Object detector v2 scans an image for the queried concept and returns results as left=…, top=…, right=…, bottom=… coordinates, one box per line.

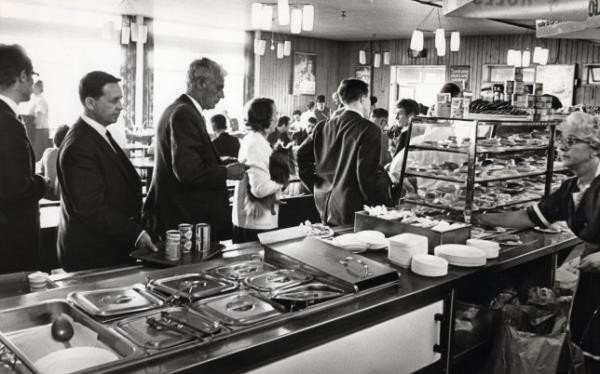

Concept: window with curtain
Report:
left=153, top=22, right=246, bottom=133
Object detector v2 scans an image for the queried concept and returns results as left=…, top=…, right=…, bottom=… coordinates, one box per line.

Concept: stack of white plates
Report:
left=388, top=233, right=428, bottom=268
left=434, top=244, right=487, bottom=267
left=411, top=254, right=449, bottom=277
left=331, top=234, right=369, bottom=253
left=355, top=230, right=387, bottom=250
left=466, top=239, right=500, bottom=259
left=28, top=271, right=49, bottom=292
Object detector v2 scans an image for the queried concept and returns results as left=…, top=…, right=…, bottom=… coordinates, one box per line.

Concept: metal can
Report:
left=195, top=223, right=211, bottom=253
left=165, top=230, right=181, bottom=261
left=178, top=223, right=193, bottom=253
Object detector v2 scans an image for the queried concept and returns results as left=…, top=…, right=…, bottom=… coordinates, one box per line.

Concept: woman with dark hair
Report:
left=232, top=98, right=285, bottom=243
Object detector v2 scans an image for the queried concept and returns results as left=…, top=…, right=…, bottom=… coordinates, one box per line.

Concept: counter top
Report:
left=0, top=229, right=581, bottom=373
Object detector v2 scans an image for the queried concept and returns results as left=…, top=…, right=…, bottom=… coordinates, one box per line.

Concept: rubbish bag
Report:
left=486, top=287, right=585, bottom=374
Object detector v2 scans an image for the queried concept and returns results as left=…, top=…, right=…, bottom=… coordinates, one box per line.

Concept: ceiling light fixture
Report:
left=262, top=5, right=273, bottom=30
left=450, top=31, right=460, bottom=52
left=290, top=8, right=302, bottom=34
left=302, top=5, right=314, bottom=31
left=434, top=9, right=445, bottom=57
left=277, top=0, right=290, bottom=26
left=383, top=51, right=390, bottom=65
left=522, top=49, right=530, bottom=68
left=251, top=3, right=263, bottom=29
left=410, top=7, right=434, bottom=52
left=283, top=40, right=292, bottom=56
left=277, top=42, right=285, bottom=59
left=359, top=50, right=366, bottom=65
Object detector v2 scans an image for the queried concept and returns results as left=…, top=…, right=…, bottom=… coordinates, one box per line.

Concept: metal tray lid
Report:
left=244, top=269, right=313, bottom=292
left=147, top=273, right=237, bottom=300
left=193, top=292, right=281, bottom=326
left=212, top=261, right=277, bottom=281
left=270, top=282, right=345, bottom=302
left=115, top=307, right=208, bottom=350
left=68, top=285, right=163, bottom=317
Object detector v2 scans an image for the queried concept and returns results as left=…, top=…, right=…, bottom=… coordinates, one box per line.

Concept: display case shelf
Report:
left=408, top=144, right=549, bottom=155
left=404, top=170, right=547, bottom=184
left=403, top=196, right=542, bottom=213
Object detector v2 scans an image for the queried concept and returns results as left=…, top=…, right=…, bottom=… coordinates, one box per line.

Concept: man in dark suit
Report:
left=267, top=116, right=291, bottom=147
left=0, top=44, right=48, bottom=274
left=211, top=114, right=240, bottom=159
left=297, top=79, right=389, bottom=226
left=57, top=71, right=157, bottom=271
left=143, top=58, right=246, bottom=241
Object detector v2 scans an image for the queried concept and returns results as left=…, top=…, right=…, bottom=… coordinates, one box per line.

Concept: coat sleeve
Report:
left=245, top=140, right=281, bottom=198
left=169, top=106, right=227, bottom=188
left=59, top=143, right=142, bottom=246
left=297, top=131, right=317, bottom=193
left=0, top=125, right=45, bottom=203
left=356, top=125, right=386, bottom=204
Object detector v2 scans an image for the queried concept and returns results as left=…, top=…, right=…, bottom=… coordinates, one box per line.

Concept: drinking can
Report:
left=179, top=223, right=193, bottom=253
left=195, top=223, right=211, bottom=253
left=165, top=230, right=181, bottom=261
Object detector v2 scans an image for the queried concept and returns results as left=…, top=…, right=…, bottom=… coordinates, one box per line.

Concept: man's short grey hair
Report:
left=187, top=58, right=227, bottom=91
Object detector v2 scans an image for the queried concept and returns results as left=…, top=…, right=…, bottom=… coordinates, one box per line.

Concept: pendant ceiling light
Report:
left=302, top=5, right=314, bottom=31
left=251, top=3, right=263, bottom=29
left=290, top=8, right=302, bottom=34
left=533, top=46, right=549, bottom=65
left=277, top=0, right=290, bottom=26
left=283, top=40, right=292, bottom=56
left=261, top=5, right=273, bottom=30
left=410, top=30, right=424, bottom=51
left=450, top=31, right=460, bottom=52
left=121, top=25, right=130, bottom=45
left=435, top=28, right=445, bottom=56
left=373, top=53, right=381, bottom=68
left=277, top=42, right=284, bottom=59
left=254, top=39, right=266, bottom=55
left=383, top=51, right=390, bottom=65
left=539, top=48, right=549, bottom=65
left=358, top=50, right=366, bottom=65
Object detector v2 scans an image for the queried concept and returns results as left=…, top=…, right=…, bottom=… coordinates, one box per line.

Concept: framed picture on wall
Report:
left=292, top=52, right=316, bottom=95
left=355, top=65, right=372, bottom=90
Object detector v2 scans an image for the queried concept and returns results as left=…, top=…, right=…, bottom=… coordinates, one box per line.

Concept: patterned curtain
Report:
left=143, top=18, right=154, bottom=129
left=120, top=15, right=136, bottom=131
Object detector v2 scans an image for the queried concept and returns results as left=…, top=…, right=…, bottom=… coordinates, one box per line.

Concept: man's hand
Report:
left=226, top=162, right=248, bottom=180
left=135, top=231, right=158, bottom=252
left=579, top=252, right=600, bottom=272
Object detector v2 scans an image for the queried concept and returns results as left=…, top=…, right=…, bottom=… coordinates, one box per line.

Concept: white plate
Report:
left=355, top=230, right=385, bottom=245
left=411, top=255, right=448, bottom=277
left=35, top=347, right=118, bottom=374
left=434, top=244, right=487, bottom=267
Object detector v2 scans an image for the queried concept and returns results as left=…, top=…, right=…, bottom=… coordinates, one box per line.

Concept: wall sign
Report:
left=449, top=65, right=470, bottom=91
left=292, top=52, right=316, bottom=95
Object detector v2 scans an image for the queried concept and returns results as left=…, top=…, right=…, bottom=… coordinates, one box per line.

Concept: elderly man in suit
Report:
left=143, top=58, right=246, bottom=241
left=57, top=71, right=157, bottom=271
left=297, top=78, right=390, bottom=226
left=0, top=44, right=49, bottom=274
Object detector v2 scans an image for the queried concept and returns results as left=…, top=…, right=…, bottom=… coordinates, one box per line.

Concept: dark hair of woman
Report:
left=246, top=97, right=275, bottom=132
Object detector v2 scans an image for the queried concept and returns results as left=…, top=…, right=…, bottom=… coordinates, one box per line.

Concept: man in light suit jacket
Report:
left=143, top=58, right=246, bottom=241
left=297, top=79, right=390, bottom=226
left=0, top=44, right=48, bottom=274
left=57, top=71, right=157, bottom=271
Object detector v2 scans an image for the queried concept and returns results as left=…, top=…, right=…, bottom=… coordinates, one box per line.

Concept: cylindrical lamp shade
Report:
left=450, top=31, right=460, bottom=52
left=261, top=5, right=273, bottom=30
left=283, top=41, right=292, bottom=56
left=251, top=3, right=263, bottom=29
left=277, top=0, right=290, bottom=26
left=290, top=8, right=302, bottom=34
left=522, top=50, right=531, bottom=67
left=539, top=48, right=549, bottom=65
left=373, top=53, right=381, bottom=68
left=435, top=29, right=445, bottom=51
left=302, top=5, right=314, bottom=31
left=359, top=50, right=366, bottom=65
left=383, top=51, right=390, bottom=65
left=410, top=30, right=424, bottom=51
left=254, top=39, right=266, bottom=55
left=277, top=42, right=284, bottom=59
left=121, top=25, right=130, bottom=45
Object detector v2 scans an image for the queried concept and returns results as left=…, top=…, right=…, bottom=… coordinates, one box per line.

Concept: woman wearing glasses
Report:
left=476, top=111, right=600, bottom=372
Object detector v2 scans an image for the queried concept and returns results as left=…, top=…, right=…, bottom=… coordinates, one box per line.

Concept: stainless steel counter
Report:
left=0, top=229, right=581, bottom=373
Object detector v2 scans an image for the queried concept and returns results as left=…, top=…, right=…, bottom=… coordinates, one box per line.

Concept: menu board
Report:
left=449, top=65, right=470, bottom=91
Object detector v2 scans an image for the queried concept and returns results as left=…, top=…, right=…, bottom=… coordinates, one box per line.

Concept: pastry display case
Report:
left=398, top=117, right=560, bottom=222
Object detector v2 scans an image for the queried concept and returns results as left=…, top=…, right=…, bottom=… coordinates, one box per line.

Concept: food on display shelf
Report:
left=299, top=221, right=334, bottom=239
left=469, top=99, right=528, bottom=115
left=363, top=206, right=468, bottom=232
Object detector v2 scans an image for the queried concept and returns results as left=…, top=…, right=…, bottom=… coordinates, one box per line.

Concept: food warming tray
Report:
left=193, top=292, right=282, bottom=326
left=244, top=269, right=313, bottom=292
left=270, top=282, right=346, bottom=311
left=68, top=285, right=163, bottom=317
left=147, top=273, right=237, bottom=300
left=211, top=260, right=277, bottom=281
left=115, top=307, right=221, bottom=350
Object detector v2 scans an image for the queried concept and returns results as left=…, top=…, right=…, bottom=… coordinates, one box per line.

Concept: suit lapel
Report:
left=78, top=119, right=141, bottom=191
left=178, top=95, right=222, bottom=163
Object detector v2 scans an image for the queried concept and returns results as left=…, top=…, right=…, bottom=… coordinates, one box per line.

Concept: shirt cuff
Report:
left=526, top=204, right=551, bottom=228
left=134, top=231, right=146, bottom=246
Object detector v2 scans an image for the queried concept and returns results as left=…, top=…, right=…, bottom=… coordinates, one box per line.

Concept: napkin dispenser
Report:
left=265, top=237, right=400, bottom=292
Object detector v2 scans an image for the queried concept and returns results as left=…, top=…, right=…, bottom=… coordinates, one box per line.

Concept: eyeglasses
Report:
left=557, top=136, right=592, bottom=149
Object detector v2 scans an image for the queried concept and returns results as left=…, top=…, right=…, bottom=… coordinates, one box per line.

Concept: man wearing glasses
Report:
left=0, top=44, right=49, bottom=274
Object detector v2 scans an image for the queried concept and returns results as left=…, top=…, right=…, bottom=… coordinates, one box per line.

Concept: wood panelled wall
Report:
left=256, top=33, right=344, bottom=116
left=257, top=32, right=600, bottom=115
left=341, top=34, right=600, bottom=108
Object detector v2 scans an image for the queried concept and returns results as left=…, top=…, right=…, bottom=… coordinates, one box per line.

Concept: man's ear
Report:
left=18, top=70, right=29, bottom=83
left=84, top=97, right=95, bottom=111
